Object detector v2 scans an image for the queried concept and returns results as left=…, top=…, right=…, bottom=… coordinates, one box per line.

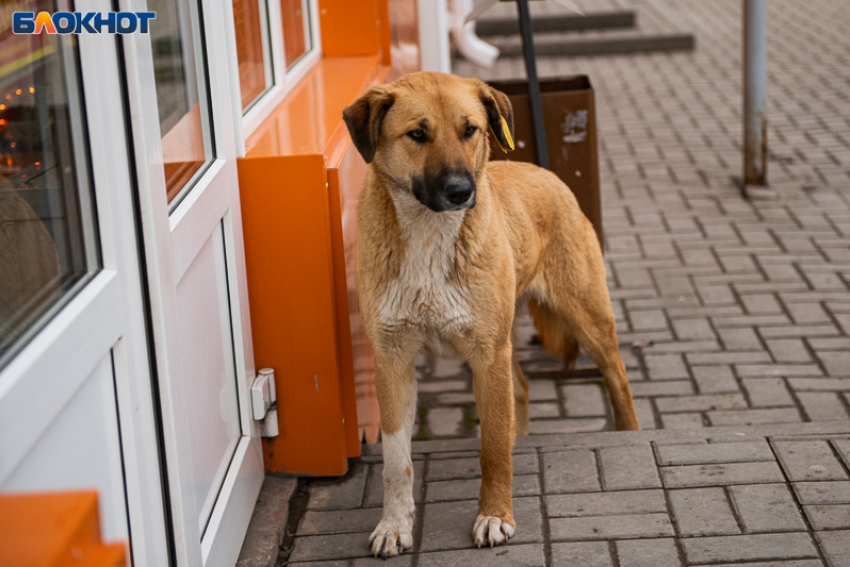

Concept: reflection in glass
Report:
left=281, top=0, right=311, bottom=69
left=0, top=2, right=99, bottom=367
left=233, top=0, right=272, bottom=110
left=149, top=0, right=214, bottom=205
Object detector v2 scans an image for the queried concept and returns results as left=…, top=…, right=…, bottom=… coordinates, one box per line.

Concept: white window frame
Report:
left=226, top=0, right=323, bottom=151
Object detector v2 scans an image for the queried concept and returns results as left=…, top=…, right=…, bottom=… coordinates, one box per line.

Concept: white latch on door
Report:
left=251, top=368, right=279, bottom=437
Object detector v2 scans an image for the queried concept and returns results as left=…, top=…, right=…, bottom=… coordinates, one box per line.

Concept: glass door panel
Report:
left=0, top=6, right=99, bottom=368
left=233, top=0, right=273, bottom=110
left=150, top=0, right=214, bottom=206
left=281, top=0, right=310, bottom=69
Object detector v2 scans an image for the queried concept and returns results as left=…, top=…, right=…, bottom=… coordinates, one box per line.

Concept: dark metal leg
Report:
left=516, top=0, right=549, bottom=169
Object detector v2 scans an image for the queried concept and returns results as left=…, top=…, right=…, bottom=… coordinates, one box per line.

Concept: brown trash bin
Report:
left=488, top=76, right=602, bottom=247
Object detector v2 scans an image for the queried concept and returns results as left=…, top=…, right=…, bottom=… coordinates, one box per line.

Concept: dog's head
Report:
left=342, top=72, right=514, bottom=212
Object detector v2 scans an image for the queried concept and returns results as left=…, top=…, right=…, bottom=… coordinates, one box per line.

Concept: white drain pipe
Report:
left=450, top=0, right=500, bottom=68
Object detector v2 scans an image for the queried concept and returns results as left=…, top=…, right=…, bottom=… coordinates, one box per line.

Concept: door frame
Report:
left=119, top=0, right=264, bottom=565
left=0, top=1, right=171, bottom=564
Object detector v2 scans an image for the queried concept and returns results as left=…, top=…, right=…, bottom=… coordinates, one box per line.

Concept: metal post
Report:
left=516, top=0, right=549, bottom=169
left=744, top=0, right=767, bottom=188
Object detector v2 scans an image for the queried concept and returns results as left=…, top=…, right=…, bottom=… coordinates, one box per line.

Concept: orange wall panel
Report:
left=319, top=0, right=382, bottom=58
left=239, top=154, right=350, bottom=476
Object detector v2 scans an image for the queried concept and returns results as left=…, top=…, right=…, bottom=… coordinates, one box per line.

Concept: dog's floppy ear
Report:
left=478, top=82, right=515, bottom=153
left=343, top=86, right=396, bottom=164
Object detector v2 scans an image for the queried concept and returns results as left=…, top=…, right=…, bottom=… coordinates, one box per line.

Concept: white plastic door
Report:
left=120, top=0, right=264, bottom=565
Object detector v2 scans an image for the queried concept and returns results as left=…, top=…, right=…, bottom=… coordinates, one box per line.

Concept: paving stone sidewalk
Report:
left=408, top=0, right=850, bottom=439
left=285, top=422, right=850, bottom=566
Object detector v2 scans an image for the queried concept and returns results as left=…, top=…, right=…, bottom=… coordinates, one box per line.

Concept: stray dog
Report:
left=343, top=71, right=640, bottom=558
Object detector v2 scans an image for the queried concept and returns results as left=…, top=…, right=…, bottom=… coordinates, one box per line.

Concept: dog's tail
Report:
left=527, top=298, right=580, bottom=370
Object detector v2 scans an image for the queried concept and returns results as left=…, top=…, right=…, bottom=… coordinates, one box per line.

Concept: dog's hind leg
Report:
left=368, top=336, right=419, bottom=557
left=562, top=299, right=640, bottom=431
left=528, top=298, right=580, bottom=370
left=511, top=349, right=529, bottom=436
left=470, top=341, right=517, bottom=547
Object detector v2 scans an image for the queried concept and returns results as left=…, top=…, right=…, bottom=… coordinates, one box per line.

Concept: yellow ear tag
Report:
left=490, top=116, right=515, bottom=152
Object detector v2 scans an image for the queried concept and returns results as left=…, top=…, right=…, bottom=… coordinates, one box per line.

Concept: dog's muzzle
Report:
left=413, top=170, right=477, bottom=212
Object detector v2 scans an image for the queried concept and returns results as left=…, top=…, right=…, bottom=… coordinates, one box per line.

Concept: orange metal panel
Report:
left=239, top=154, right=350, bottom=476
left=318, top=0, right=381, bottom=58
left=0, top=491, right=125, bottom=567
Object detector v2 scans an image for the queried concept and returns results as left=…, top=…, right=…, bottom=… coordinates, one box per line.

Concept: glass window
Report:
left=233, top=0, right=272, bottom=110
left=0, top=2, right=99, bottom=367
left=281, top=0, right=311, bottom=69
left=149, top=0, right=215, bottom=207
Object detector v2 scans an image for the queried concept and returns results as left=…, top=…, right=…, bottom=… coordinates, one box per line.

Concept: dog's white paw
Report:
left=472, top=514, right=515, bottom=548
left=369, top=518, right=414, bottom=558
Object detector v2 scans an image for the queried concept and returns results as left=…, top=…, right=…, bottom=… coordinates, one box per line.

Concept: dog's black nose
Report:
left=444, top=177, right=473, bottom=205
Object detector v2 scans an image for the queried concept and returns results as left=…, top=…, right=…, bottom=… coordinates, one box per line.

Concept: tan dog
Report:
left=343, top=71, right=639, bottom=558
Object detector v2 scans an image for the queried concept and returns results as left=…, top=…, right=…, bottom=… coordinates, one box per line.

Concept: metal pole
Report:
left=516, top=0, right=549, bottom=169
left=744, top=0, right=767, bottom=188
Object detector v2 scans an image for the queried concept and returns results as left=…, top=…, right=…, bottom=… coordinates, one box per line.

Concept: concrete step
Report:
left=475, top=10, right=636, bottom=37
left=485, top=28, right=695, bottom=57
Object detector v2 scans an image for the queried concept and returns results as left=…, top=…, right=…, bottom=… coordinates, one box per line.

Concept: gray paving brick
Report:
left=428, top=407, right=463, bottom=437
left=815, top=530, right=850, bottom=567
left=629, top=380, right=695, bottom=397
left=718, top=327, right=764, bottom=351
left=600, top=445, right=661, bottom=490
left=561, top=384, right=607, bottom=417
left=528, top=418, right=608, bottom=435
left=550, top=513, right=673, bottom=541
left=673, top=318, right=717, bottom=341
left=804, top=504, right=850, bottom=530
left=656, top=440, right=774, bottom=465
left=656, top=394, right=747, bottom=413
left=682, top=533, right=819, bottom=564
left=736, top=364, right=824, bottom=377
left=528, top=379, right=557, bottom=401
left=299, top=507, right=384, bottom=536
left=543, top=450, right=600, bottom=493
left=834, top=439, right=850, bottom=468
left=417, top=544, right=545, bottom=567
left=743, top=378, right=796, bottom=407
left=418, top=380, right=468, bottom=394
left=290, top=533, right=371, bottom=562
left=550, top=541, right=612, bottom=567
left=546, top=490, right=665, bottom=518
left=688, top=351, right=772, bottom=365
left=729, top=484, right=807, bottom=532
left=788, top=378, right=850, bottom=392
left=669, top=487, right=740, bottom=536
left=528, top=402, right=560, bottom=419
left=692, top=366, right=740, bottom=394
left=709, top=408, right=803, bottom=426
left=793, top=481, right=850, bottom=504
left=773, top=440, right=849, bottom=481
left=661, top=462, right=785, bottom=488
left=616, top=538, right=682, bottom=567
left=420, top=497, right=541, bottom=552
left=767, top=339, right=813, bottom=363
left=426, top=458, right=480, bottom=482
left=645, top=354, right=690, bottom=380
left=633, top=398, right=657, bottom=430
left=309, top=462, right=368, bottom=510
left=631, top=310, right=670, bottom=331
left=798, top=392, right=850, bottom=421
left=425, top=475, right=540, bottom=502
left=290, top=561, right=349, bottom=567
left=354, top=556, right=411, bottom=567
left=662, top=413, right=705, bottom=429
left=689, top=562, right=824, bottom=567
left=742, top=294, right=784, bottom=314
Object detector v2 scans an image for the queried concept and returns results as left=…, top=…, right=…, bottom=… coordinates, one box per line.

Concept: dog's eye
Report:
left=464, top=125, right=478, bottom=138
left=407, top=129, right=426, bottom=142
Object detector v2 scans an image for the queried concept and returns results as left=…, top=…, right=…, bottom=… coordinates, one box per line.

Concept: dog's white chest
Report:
left=376, top=198, right=472, bottom=335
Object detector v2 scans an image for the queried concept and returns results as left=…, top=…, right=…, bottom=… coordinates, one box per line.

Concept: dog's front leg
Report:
left=471, top=341, right=516, bottom=547
left=369, top=341, right=418, bottom=557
